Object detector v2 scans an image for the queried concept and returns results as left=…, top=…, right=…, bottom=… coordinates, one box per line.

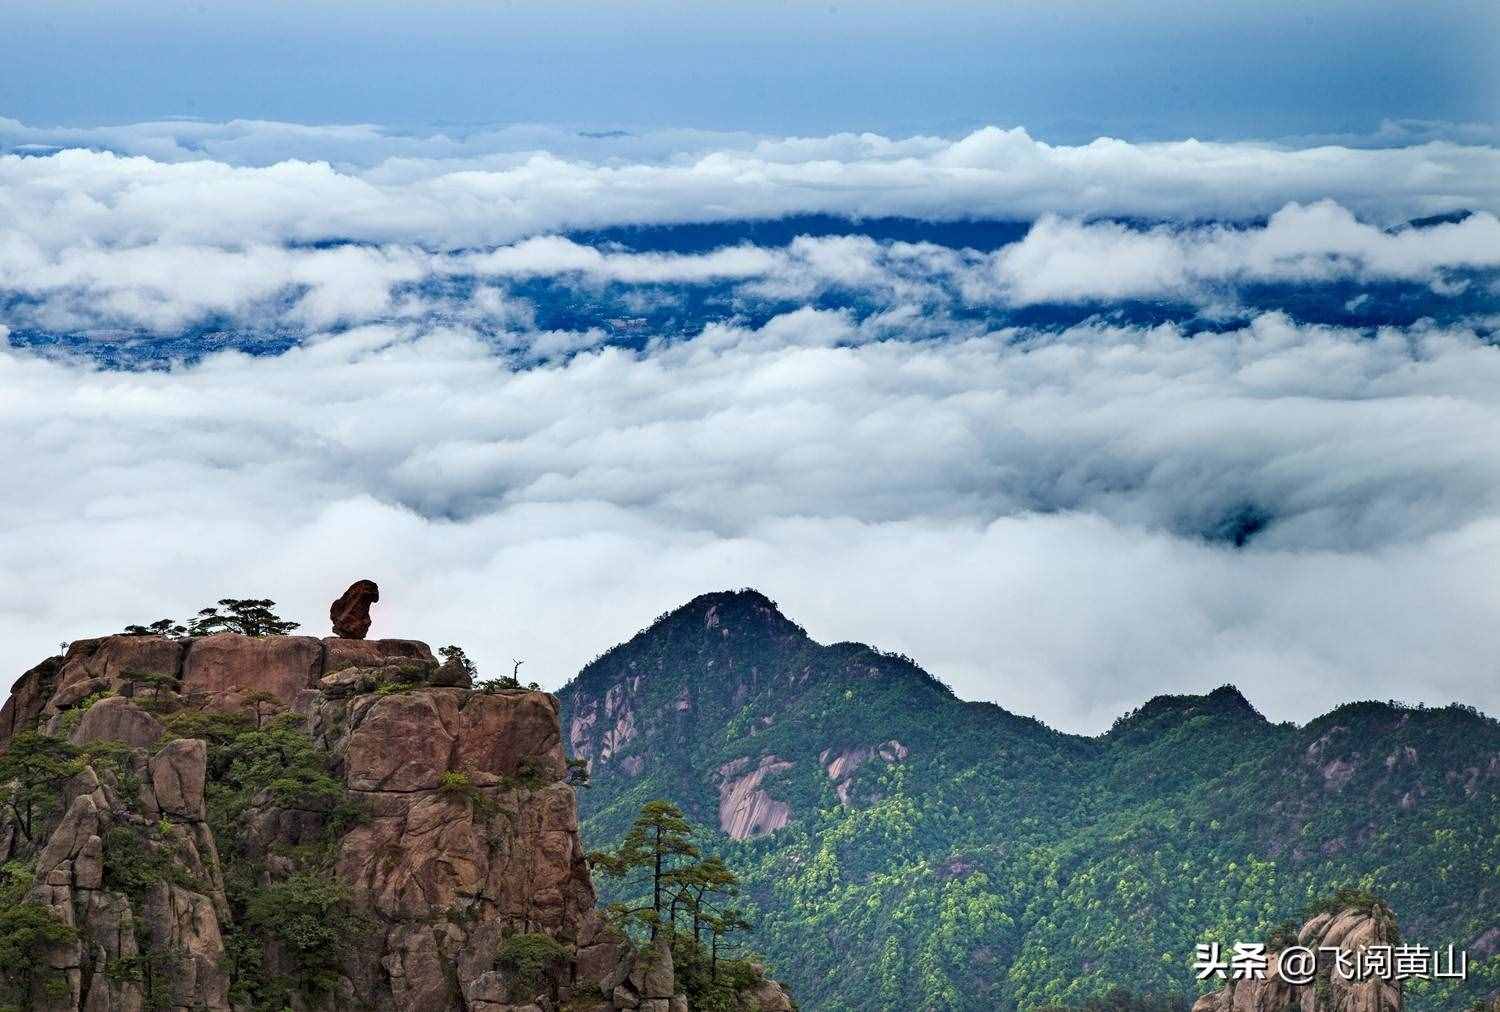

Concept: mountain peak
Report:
left=1108, top=682, right=1266, bottom=737
left=569, top=588, right=809, bottom=697
left=1204, top=683, right=1259, bottom=713
left=649, top=588, right=809, bottom=641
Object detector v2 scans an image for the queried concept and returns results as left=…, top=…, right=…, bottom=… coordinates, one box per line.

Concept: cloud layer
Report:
left=4, top=122, right=1500, bottom=256
left=3, top=203, right=1497, bottom=341
left=3, top=120, right=1500, bottom=733
left=4, top=310, right=1500, bottom=732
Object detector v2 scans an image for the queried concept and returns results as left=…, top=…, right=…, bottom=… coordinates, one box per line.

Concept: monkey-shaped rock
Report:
left=330, top=579, right=380, bottom=639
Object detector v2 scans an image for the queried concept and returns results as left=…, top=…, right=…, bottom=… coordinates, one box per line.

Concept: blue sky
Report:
left=4, top=0, right=1497, bottom=141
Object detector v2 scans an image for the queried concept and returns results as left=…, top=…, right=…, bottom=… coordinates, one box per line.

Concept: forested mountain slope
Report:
left=561, top=590, right=1500, bottom=1012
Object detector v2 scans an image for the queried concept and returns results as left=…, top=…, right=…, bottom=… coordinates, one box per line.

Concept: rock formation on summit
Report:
left=0, top=610, right=795, bottom=1012
left=329, top=579, right=380, bottom=639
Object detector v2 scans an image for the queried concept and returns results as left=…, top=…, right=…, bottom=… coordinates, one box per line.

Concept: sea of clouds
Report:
left=2, top=119, right=1498, bottom=733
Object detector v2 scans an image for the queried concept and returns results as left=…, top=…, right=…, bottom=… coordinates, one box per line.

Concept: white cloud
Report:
left=990, top=202, right=1500, bottom=305
left=3, top=125, right=1499, bottom=260
left=3, top=312, right=1500, bottom=732
left=4, top=204, right=1497, bottom=338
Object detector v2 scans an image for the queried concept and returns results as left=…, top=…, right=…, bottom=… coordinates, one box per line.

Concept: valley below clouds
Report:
left=3, top=119, right=1498, bottom=733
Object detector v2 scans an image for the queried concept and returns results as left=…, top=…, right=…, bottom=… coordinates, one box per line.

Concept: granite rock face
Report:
left=11, top=738, right=232, bottom=1012
left=716, top=755, right=793, bottom=840
left=0, top=655, right=62, bottom=742
left=68, top=695, right=165, bottom=749
left=180, top=632, right=324, bottom=710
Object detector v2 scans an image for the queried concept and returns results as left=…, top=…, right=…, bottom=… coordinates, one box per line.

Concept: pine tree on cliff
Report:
left=189, top=598, right=300, bottom=637
left=706, top=907, right=753, bottom=981
left=123, top=598, right=300, bottom=639
left=588, top=800, right=701, bottom=939
left=675, top=856, right=741, bottom=948
left=0, top=732, right=83, bottom=843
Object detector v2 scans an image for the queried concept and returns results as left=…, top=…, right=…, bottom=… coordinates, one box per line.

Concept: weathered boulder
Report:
left=330, top=579, right=380, bottom=639
left=577, top=933, right=629, bottom=990
left=33, top=793, right=99, bottom=883
left=463, top=969, right=509, bottom=1008
left=1193, top=903, right=1403, bottom=1012
left=317, top=659, right=435, bottom=699
left=69, top=695, right=164, bottom=749
left=343, top=689, right=463, bottom=792
left=150, top=737, right=208, bottom=820
left=141, top=882, right=232, bottom=1010
left=318, top=664, right=387, bottom=698
left=432, top=652, right=474, bottom=688
left=630, top=933, right=675, bottom=999
left=741, top=979, right=796, bottom=1012
left=180, top=632, right=323, bottom=708
left=456, top=690, right=569, bottom=783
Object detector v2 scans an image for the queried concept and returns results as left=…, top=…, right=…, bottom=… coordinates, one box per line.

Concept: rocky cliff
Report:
left=0, top=626, right=794, bottom=1012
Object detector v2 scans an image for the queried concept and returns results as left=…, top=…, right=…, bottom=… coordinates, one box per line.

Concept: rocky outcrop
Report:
left=48, top=635, right=186, bottom=715
left=739, top=976, right=796, bottom=1011
left=1193, top=903, right=1403, bottom=1012
left=281, top=675, right=594, bottom=1009
left=0, top=633, right=446, bottom=750
left=181, top=632, right=324, bottom=709
left=2, top=622, right=796, bottom=1012
left=10, top=734, right=231, bottom=1012
left=716, top=755, right=794, bottom=840
left=323, top=635, right=434, bottom=674
left=0, top=655, right=62, bottom=741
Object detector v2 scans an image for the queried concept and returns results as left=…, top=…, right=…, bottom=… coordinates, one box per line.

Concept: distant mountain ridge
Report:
left=561, top=589, right=1500, bottom=1012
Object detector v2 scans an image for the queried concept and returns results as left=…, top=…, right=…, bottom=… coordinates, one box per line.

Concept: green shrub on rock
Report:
left=245, top=871, right=365, bottom=998
left=497, top=931, right=569, bottom=1000
left=0, top=861, right=78, bottom=1007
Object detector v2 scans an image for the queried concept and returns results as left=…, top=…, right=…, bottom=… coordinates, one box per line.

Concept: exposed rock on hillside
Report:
left=1193, top=902, right=1403, bottom=1012
left=818, top=740, right=907, bottom=806
left=716, top=755, right=793, bottom=840
left=1, top=624, right=795, bottom=1012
